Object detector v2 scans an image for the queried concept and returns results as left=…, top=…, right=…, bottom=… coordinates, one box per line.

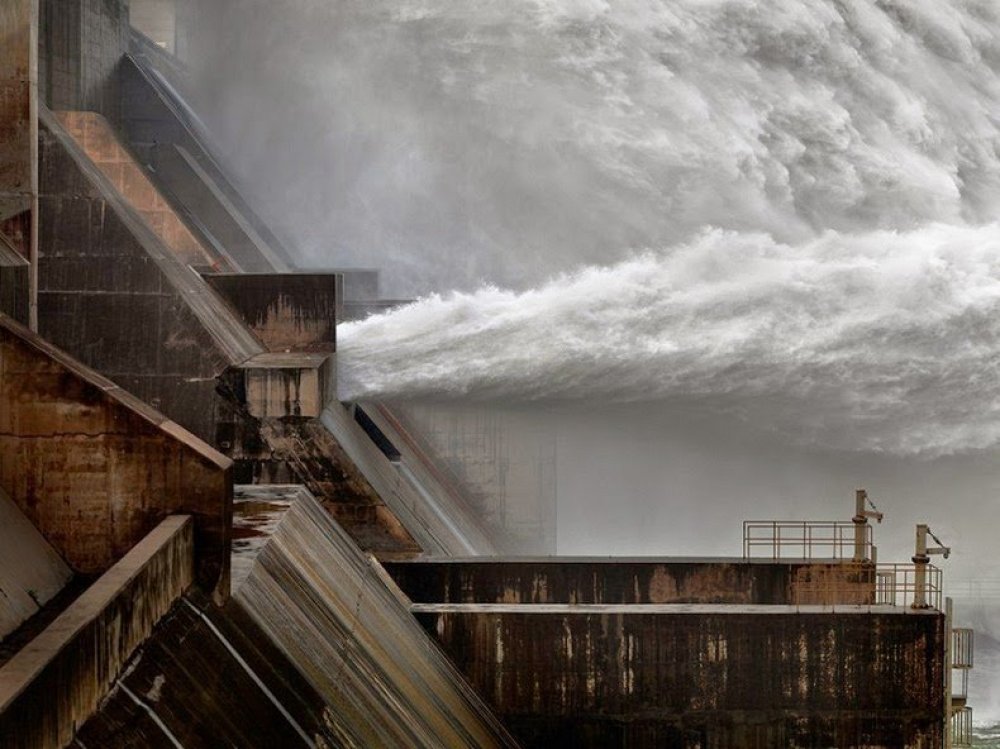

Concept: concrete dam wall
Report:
left=0, top=515, right=193, bottom=749
left=76, top=485, right=517, bottom=748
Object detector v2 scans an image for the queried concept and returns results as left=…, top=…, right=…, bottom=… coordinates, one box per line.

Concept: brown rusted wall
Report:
left=36, top=116, right=233, bottom=440
left=417, top=609, right=945, bottom=748
left=205, top=273, right=338, bottom=352
left=0, top=315, right=231, bottom=592
left=0, top=0, right=35, bottom=217
left=386, top=559, right=875, bottom=606
left=0, top=515, right=193, bottom=749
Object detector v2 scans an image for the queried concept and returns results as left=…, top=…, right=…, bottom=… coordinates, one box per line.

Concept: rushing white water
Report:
left=193, top=2, right=1000, bottom=447
left=340, top=222, right=1000, bottom=455
left=301, top=0, right=1000, bottom=456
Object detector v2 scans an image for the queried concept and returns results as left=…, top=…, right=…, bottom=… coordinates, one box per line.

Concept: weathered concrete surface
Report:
left=0, top=231, right=28, bottom=324
left=387, top=558, right=875, bottom=606
left=0, top=515, right=194, bottom=749
left=239, top=352, right=331, bottom=419
left=75, top=486, right=512, bottom=747
left=74, top=486, right=421, bottom=748
left=389, top=402, right=558, bottom=554
left=74, top=588, right=340, bottom=748
left=0, top=0, right=37, bottom=329
left=56, top=110, right=226, bottom=269
left=37, top=106, right=265, bottom=440
left=217, top=410, right=421, bottom=556
left=121, top=51, right=293, bottom=272
left=322, top=402, right=498, bottom=557
left=229, top=485, right=518, bottom=748
left=37, top=0, right=128, bottom=121
left=0, top=0, right=36, bottom=223
left=0, top=486, right=72, bottom=642
left=416, top=606, right=945, bottom=748
left=0, top=313, right=231, bottom=593
left=206, top=273, right=338, bottom=353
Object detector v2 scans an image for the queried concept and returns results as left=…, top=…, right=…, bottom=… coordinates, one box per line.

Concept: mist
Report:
left=188, top=0, right=1000, bottom=295
left=187, top=1, right=1000, bottom=722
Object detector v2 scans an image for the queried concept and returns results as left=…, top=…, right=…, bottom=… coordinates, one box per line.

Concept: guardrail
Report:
left=950, top=705, right=973, bottom=746
left=875, top=563, right=943, bottom=610
left=743, top=520, right=872, bottom=561
left=952, top=668, right=970, bottom=703
left=953, top=627, right=974, bottom=669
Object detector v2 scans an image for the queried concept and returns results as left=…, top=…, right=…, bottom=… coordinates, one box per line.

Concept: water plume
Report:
left=340, top=223, right=1000, bottom=455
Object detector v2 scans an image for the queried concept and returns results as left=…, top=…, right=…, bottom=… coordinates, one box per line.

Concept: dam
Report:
left=0, top=1, right=990, bottom=747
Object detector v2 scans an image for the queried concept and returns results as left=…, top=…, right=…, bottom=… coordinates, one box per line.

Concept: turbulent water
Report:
left=340, top=224, right=1000, bottom=454
left=256, top=0, right=1000, bottom=456
left=192, top=1, right=1000, bottom=448
left=193, top=1, right=1000, bottom=455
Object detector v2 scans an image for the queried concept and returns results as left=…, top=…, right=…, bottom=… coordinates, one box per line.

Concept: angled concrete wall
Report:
left=0, top=515, right=193, bottom=749
left=121, top=52, right=293, bottom=271
left=216, top=393, right=423, bottom=556
left=36, top=107, right=264, bottom=440
left=0, top=486, right=72, bottom=642
left=232, top=485, right=517, bottom=748
left=389, top=402, right=558, bottom=553
left=76, top=588, right=338, bottom=748
left=56, top=110, right=225, bottom=269
left=0, top=313, right=231, bottom=594
left=205, top=273, right=338, bottom=353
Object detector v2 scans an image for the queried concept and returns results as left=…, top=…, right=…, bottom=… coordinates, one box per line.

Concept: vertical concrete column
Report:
left=912, top=523, right=929, bottom=609
left=912, top=523, right=950, bottom=609
left=0, top=0, right=38, bottom=330
left=853, top=490, right=868, bottom=562
left=852, top=488, right=881, bottom=563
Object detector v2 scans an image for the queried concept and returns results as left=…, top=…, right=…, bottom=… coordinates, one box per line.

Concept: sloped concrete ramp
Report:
left=232, top=485, right=518, bottom=748
left=76, top=486, right=518, bottom=748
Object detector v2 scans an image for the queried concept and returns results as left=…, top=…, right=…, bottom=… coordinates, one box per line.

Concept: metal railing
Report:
left=950, top=706, right=973, bottom=746
left=875, top=564, right=943, bottom=610
left=952, top=668, right=970, bottom=703
left=743, top=520, right=871, bottom=560
left=952, top=628, right=974, bottom=669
